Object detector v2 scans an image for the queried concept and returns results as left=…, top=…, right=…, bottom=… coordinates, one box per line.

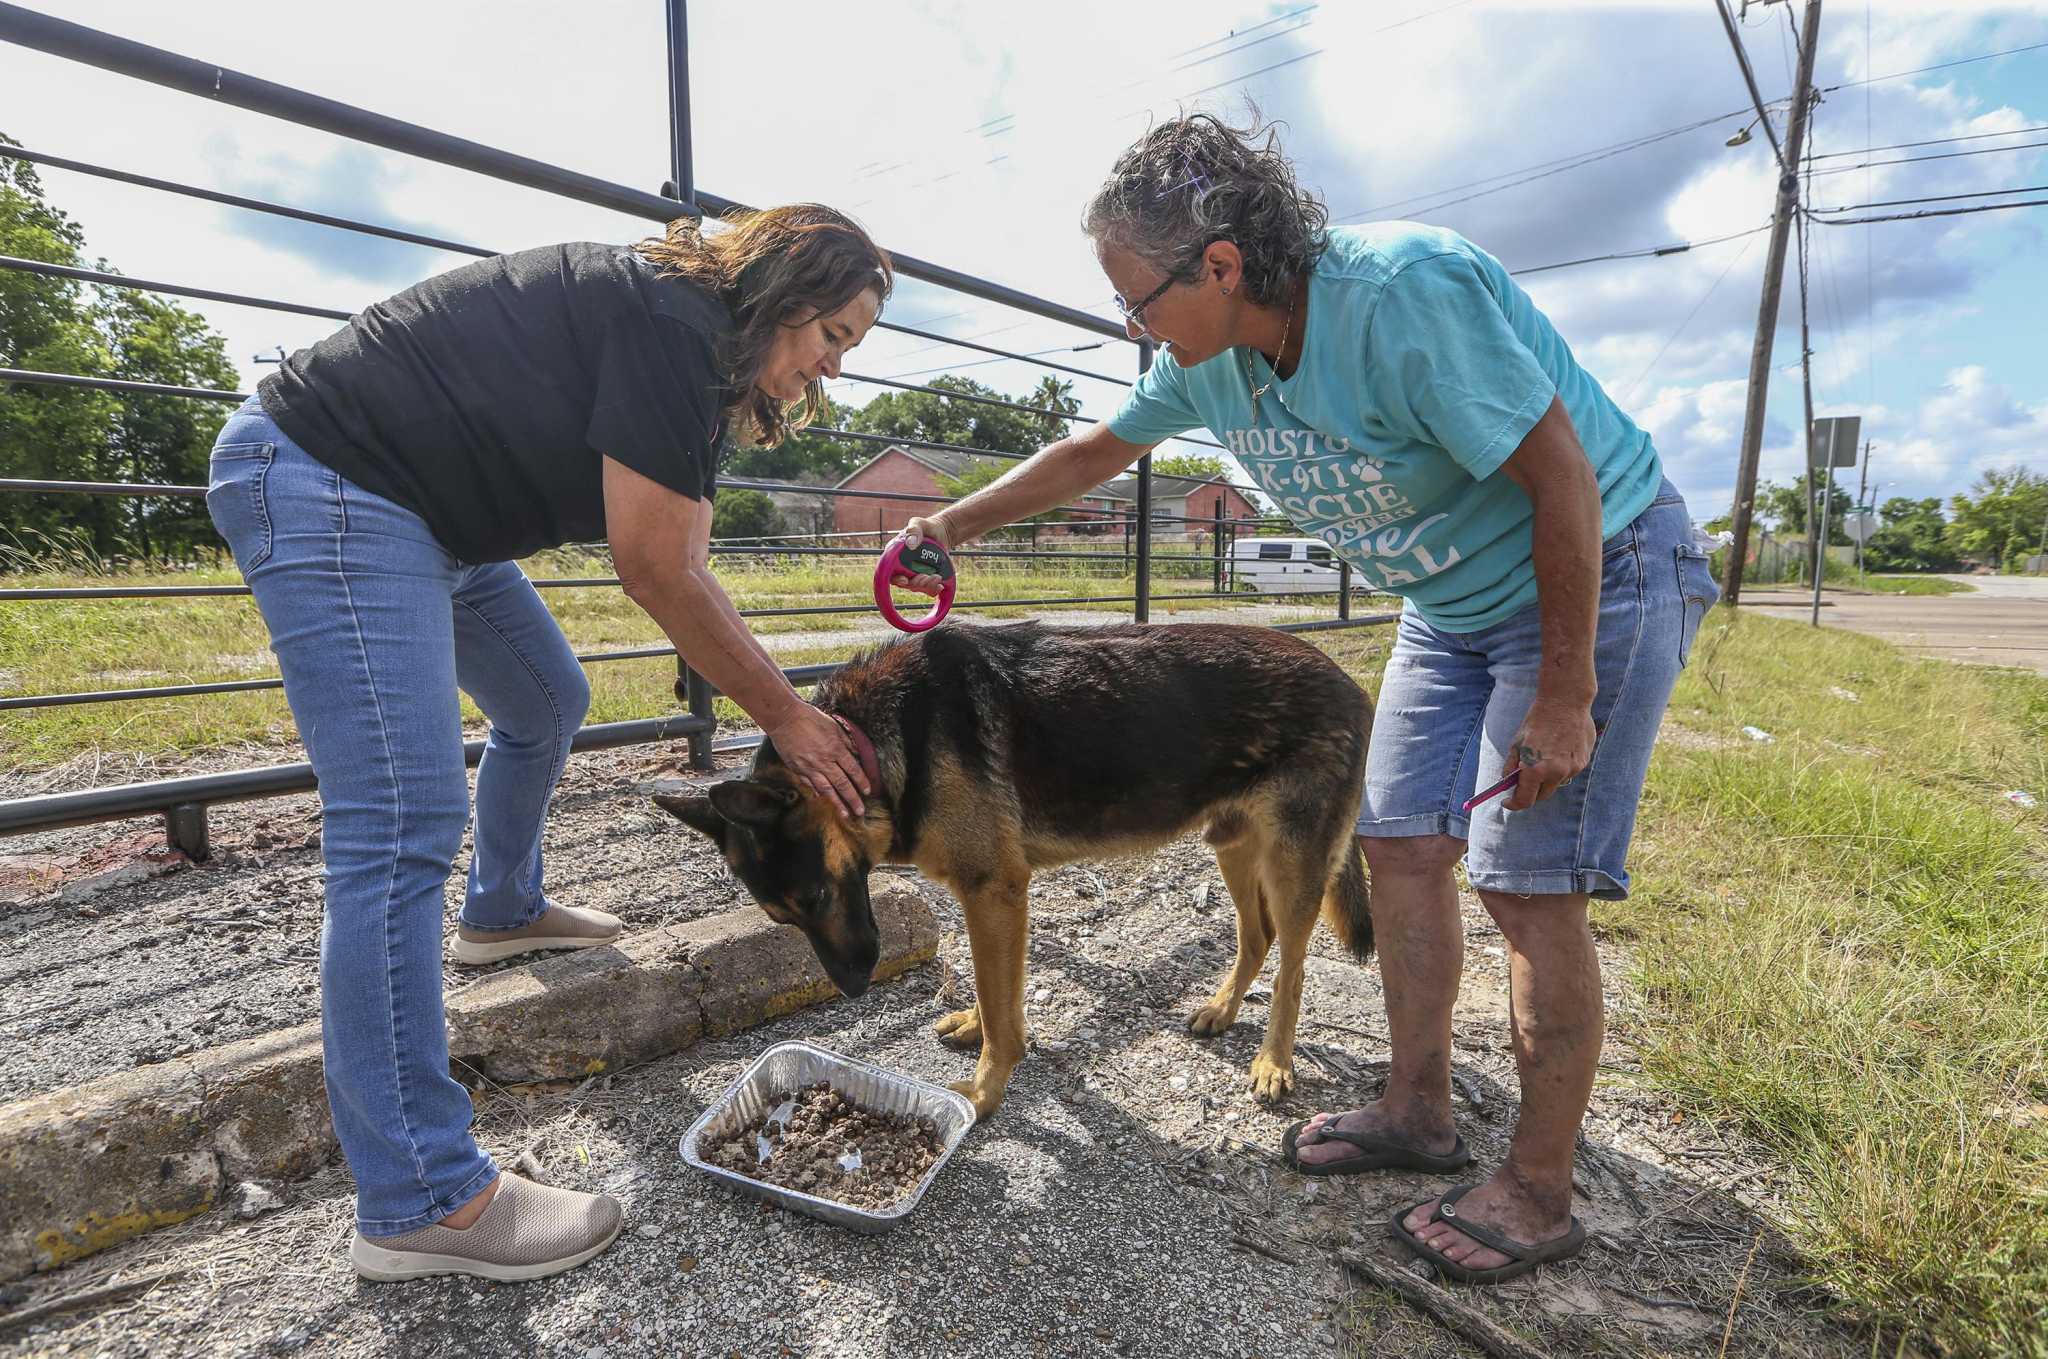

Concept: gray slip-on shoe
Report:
left=351, top=1172, right=624, bottom=1283
left=450, top=903, right=623, bottom=964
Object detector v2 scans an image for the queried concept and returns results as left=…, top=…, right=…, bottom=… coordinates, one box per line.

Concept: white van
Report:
left=1227, top=537, right=1351, bottom=595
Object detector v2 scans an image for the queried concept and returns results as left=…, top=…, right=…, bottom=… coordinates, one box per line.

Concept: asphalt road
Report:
left=1741, top=574, right=2048, bottom=675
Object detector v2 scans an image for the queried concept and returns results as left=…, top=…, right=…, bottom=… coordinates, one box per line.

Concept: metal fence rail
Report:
left=0, top=0, right=1393, bottom=859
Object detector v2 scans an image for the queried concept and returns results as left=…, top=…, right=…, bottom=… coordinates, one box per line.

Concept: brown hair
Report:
left=635, top=203, right=893, bottom=447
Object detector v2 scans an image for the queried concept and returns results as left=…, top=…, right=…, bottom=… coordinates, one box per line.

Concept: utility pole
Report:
left=1721, top=0, right=1823, bottom=606
left=1856, top=439, right=1871, bottom=574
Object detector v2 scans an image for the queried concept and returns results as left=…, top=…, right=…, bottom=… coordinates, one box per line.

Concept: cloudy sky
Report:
left=3, top=0, right=2044, bottom=521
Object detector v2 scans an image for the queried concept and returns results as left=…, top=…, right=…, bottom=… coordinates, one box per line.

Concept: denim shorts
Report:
left=1356, top=478, right=1718, bottom=899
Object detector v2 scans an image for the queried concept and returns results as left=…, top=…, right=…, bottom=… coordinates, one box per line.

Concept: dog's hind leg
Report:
left=1246, top=839, right=1329, bottom=1103
left=1188, top=840, right=1273, bottom=1038
left=945, top=868, right=1032, bottom=1119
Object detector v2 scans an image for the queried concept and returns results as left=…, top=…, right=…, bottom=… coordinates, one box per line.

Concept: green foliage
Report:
left=0, top=131, right=239, bottom=561
left=1151, top=452, right=1229, bottom=481
left=722, top=396, right=865, bottom=483
left=847, top=373, right=1077, bottom=456
left=1865, top=495, right=1960, bottom=573
left=1947, top=467, right=2048, bottom=572
left=708, top=487, right=782, bottom=540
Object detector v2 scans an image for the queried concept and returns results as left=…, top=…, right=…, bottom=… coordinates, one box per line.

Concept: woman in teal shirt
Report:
left=901, top=113, right=1717, bottom=1285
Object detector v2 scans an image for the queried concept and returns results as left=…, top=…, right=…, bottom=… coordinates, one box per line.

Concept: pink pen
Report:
left=1463, top=723, right=1604, bottom=813
left=1462, top=769, right=1523, bottom=814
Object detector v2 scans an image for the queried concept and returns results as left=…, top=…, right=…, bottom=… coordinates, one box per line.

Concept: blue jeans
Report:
left=206, top=401, right=590, bottom=1234
left=1356, top=479, right=1718, bottom=899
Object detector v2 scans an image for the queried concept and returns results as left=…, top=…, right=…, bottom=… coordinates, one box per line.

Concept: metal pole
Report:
left=1212, top=497, right=1223, bottom=594
left=1810, top=425, right=1843, bottom=626
left=1133, top=339, right=1155, bottom=622
left=1798, top=212, right=1819, bottom=596
left=1720, top=0, right=1823, bottom=607
left=1338, top=559, right=1352, bottom=620
left=663, top=0, right=693, bottom=206
left=1856, top=439, right=1871, bottom=575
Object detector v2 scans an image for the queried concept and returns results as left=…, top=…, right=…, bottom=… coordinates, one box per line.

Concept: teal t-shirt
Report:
left=1108, top=223, right=1662, bottom=632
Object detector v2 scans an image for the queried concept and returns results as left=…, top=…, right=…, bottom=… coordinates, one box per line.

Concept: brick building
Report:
left=831, top=445, right=1259, bottom=544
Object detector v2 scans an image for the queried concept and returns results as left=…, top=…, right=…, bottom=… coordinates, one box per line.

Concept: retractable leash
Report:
left=873, top=537, right=956, bottom=633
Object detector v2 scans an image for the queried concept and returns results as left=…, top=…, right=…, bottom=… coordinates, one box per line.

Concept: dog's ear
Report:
left=652, top=791, right=725, bottom=840
left=708, top=779, right=798, bottom=830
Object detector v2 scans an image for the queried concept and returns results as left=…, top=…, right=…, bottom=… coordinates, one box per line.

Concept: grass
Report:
left=1852, top=573, right=1975, bottom=596
left=0, top=546, right=1372, bottom=769
left=1603, top=611, right=2047, bottom=1357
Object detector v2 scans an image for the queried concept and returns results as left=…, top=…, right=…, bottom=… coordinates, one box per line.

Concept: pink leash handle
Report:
left=874, top=537, right=956, bottom=633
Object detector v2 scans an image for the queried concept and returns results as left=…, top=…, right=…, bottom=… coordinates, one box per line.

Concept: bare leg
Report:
left=1401, top=889, right=1600, bottom=1267
left=1293, top=834, right=1465, bottom=1165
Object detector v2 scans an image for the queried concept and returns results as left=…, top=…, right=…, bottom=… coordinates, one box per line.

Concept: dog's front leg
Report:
left=947, top=872, right=1029, bottom=1119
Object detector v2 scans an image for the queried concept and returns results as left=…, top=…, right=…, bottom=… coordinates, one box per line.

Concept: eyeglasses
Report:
left=1112, top=271, right=1185, bottom=331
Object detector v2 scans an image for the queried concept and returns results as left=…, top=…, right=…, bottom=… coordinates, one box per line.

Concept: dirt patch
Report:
left=0, top=743, right=1868, bottom=1358
left=704, top=1082, right=944, bottom=1211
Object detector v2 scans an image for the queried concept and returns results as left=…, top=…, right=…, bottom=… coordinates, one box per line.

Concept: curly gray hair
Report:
left=1083, top=109, right=1328, bottom=307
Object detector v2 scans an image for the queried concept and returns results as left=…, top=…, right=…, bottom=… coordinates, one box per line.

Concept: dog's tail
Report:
left=1319, top=839, right=1374, bottom=962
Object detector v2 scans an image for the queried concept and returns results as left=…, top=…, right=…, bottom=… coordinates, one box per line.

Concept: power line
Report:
left=1811, top=182, right=2048, bottom=213
left=1619, top=230, right=1762, bottom=406
left=1810, top=122, right=2048, bottom=159
left=1823, top=37, right=2048, bottom=92
left=1332, top=106, right=1755, bottom=224
left=1507, top=223, right=1772, bottom=277
left=1807, top=136, right=2048, bottom=177
left=1168, top=3, right=1316, bottom=60
left=1806, top=196, right=2048, bottom=226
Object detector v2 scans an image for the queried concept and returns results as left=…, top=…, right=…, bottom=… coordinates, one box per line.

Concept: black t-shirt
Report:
left=259, top=242, right=731, bottom=563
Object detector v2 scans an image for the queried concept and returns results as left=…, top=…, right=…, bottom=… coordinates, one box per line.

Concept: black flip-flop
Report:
left=1390, top=1184, right=1587, bottom=1285
left=1280, top=1119, right=1473, bottom=1177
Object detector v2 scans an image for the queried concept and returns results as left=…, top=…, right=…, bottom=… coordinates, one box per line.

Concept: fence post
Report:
left=1338, top=558, right=1351, bottom=620
left=1133, top=339, right=1154, bottom=622
left=1211, top=497, right=1223, bottom=594
left=674, top=662, right=716, bottom=771
left=165, top=801, right=209, bottom=861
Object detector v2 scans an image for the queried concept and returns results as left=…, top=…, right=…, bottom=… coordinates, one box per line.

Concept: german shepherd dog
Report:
left=656, top=622, right=1373, bottom=1118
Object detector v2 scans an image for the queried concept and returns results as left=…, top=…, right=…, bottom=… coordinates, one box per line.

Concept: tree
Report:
left=99, top=288, right=239, bottom=558
left=1151, top=453, right=1230, bottom=482
left=1751, top=474, right=1853, bottom=542
left=1863, top=496, right=1958, bottom=573
left=1947, top=468, right=2048, bottom=571
left=722, top=395, right=865, bottom=483
left=709, top=488, right=782, bottom=541
left=848, top=374, right=1075, bottom=457
left=1, top=131, right=240, bottom=562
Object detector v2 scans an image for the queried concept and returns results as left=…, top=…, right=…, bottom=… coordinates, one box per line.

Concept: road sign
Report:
left=1809, top=416, right=1861, bottom=469
left=1844, top=509, right=1878, bottom=544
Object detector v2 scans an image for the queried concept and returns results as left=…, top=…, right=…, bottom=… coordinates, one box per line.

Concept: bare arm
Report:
left=603, top=456, right=868, bottom=816
left=895, top=424, right=1155, bottom=586
left=1494, top=396, right=1602, bottom=809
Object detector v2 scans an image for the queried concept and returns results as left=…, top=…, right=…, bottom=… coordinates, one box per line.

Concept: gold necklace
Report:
left=1245, top=279, right=1298, bottom=405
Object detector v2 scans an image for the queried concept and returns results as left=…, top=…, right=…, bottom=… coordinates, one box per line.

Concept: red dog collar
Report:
left=828, top=713, right=882, bottom=793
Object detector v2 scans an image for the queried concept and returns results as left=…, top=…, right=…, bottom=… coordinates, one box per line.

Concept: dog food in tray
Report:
left=679, top=1041, right=976, bottom=1233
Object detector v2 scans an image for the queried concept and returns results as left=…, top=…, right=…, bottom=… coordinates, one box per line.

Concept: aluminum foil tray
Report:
left=679, top=1040, right=977, bottom=1233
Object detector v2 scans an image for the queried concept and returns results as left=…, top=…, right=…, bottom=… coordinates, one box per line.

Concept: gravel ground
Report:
left=2, top=742, right=1865, bottom=1357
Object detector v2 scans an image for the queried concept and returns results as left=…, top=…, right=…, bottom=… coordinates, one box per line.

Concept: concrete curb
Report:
left=0, top=887, right=938, bottom=1281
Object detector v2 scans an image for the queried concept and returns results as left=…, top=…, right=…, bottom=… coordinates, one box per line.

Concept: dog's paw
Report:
left=934, top=1007, right=983, bottom=1047
left=947, top=1078, right=1003, bottom=1120
left=1248, top=1052, right=1295, bottom=1102
left=1186, top=1000, right=1239, bottom=1037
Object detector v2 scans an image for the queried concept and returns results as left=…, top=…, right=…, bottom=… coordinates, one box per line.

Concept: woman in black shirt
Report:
left=206, top=203, right=888, bottom=1282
